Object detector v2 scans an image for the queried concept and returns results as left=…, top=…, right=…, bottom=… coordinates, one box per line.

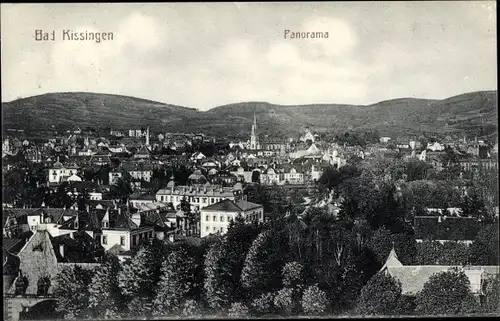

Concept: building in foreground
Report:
left=381, top=248, right=498, bottom=297
left=200, top=199, right=264, bottom=238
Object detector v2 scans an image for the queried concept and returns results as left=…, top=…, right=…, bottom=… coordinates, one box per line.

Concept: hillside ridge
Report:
left=2, top=90, right=497, bottom=139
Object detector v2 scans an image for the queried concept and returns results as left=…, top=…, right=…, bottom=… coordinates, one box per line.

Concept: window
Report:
left=206, top=226, right=209, bottom=231
left=37, top=276, right=51, bottom=296
left=102, top=236, right=107, bottom=245
left=206, top=215, right=209, bottom=221
left=220, top=215, right=224, bottom=222
left=133, top=235, right=137, bottom=246
left=120, top=236, right=125, bottom=246
left=213, top=226, right=216, bottom=231
left=213, top=215, right=217, bottom=222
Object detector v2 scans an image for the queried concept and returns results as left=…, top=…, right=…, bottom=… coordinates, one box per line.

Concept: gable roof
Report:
left=5, top=208, right=77, bottom=225
left=201, top=199, right=262, bottom=212
left=51, top=231, right=104, bottom=263
left=381, top=248, right=499, bottom=295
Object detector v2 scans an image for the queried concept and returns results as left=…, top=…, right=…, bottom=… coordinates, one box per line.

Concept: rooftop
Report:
left=201, top=199, right=262, bottom=213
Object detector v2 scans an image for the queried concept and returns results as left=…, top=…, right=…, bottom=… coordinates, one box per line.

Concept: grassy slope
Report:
left=2, top=91, right=497, bottom=139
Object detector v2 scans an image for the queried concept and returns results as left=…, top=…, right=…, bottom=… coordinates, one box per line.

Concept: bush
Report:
left=301, top=284, right=328, bottom=315
left=228, top=302, right=249, bottom=318
left=181, top=299, right=202, bottom=317
left=282, top=261, right=304, bottom=289
left=273, top=288, right=293, bottom=316
left=250, top=292, right=275, bottom=316
left=483, top=275, right=500, bottom=313
left=356, top=273, right=402, bottom=315
left=394, top=295, right=416, bottom=315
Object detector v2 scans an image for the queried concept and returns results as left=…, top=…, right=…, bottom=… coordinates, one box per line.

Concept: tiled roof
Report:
left=108, top=244, right=127, bottom=255
left=120, top=161, right=153, bottom=172
left=385, top=265, right=498, bottom=295
left=130, top=193, right=157, bottom=201
left=135, top=145, right=151, bottom=155
left=3, top=238, right=25, bottom=254
left=11, top=208, right=78, bottom=224
left=414, top=216, right=482, bottom=241
left=157, top=184, right=238, bottom=197
left=51, top=231, right=104, bottom=263
left=382, top=247, right=499, bottom=295
left=201, top=199, right=262, bottom=212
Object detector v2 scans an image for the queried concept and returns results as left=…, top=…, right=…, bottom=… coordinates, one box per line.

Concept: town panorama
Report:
left=2, top=2, right=499, bottom=320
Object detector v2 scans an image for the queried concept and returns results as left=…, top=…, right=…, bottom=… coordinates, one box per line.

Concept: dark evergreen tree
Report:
left=415, top=269, right=480, bottom=315
left=53, top=265, right=93, bottom=319
left=88, top=254, right=124, bottom=319
left=356, top=273, right=402, bottom=315
left=154, top=245, right=196, bottom=316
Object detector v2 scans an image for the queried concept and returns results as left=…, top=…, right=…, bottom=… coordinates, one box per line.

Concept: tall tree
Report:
left=367, top=226, right=393, bottom=266
left=241, top=230, right=286, bottom=297
left=154, top=245, right=196, bottom=316
left=88, top=254, right=124, bottom=319
left=468, top=224, right=499, bottom=265
left=118, top=239, right=168, bottom=317
left=203, top=238, right=231, bottom=311
left=483, top=274, right=500, bottom=314
left=415, top=269, right=480, bottom=315
left=53, top=265, right=94, bottom=319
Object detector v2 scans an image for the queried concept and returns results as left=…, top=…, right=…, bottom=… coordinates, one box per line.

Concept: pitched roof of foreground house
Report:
left=6, top=227, right=100, bottom=296
left=381, top=247, right=499, bottom=295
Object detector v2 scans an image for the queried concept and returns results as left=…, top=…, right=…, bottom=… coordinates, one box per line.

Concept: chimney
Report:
left=86, top=204, right=90, bottom=213
left=118, top=207, right=121, bottom=215
left=59, top=244, right=64, bottom=258
left=69, top=232, right=74, bottom=239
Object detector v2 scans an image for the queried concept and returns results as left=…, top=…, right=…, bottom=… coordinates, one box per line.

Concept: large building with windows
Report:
left=155, top=181, right=243, bottom=212
left=200, top=199, right=264, bottom=238
left=47, top=160, right=80, bottom=184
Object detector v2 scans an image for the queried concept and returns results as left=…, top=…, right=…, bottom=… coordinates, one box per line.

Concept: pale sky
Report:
left=1, top=2, right=497, bottom=110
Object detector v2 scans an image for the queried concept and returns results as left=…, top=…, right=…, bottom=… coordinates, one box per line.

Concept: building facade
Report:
left=200, top=199, right=264, bottom=238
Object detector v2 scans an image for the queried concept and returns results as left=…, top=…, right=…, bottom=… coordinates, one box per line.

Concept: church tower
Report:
left=250, top=112, right=260, bottom=150
left=146, top=126, right=150, bottom=146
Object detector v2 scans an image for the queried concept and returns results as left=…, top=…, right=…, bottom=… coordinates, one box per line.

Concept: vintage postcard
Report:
left=1, top=2, right=498, bottom=320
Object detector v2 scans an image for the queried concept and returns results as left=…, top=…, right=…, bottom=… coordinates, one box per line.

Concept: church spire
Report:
left=251, top=112, right=257, bottom=137
left=250, top=110, right=259, bottom=150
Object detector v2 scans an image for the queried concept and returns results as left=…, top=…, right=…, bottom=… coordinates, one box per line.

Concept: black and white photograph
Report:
left=1, top=2, right=498, bottom=319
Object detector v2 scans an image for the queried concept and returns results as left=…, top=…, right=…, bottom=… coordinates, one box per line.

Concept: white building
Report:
left=200, top=199, right=264, bottom=238
left=427, top=142, right=445, bottom=151
left=300, top=129, right=316, bottom=143
left=48, top=161, right=80, bottom=184
left=283, top=167, right=304, bottom=184
left=156, top=182, right=243, bottom=212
